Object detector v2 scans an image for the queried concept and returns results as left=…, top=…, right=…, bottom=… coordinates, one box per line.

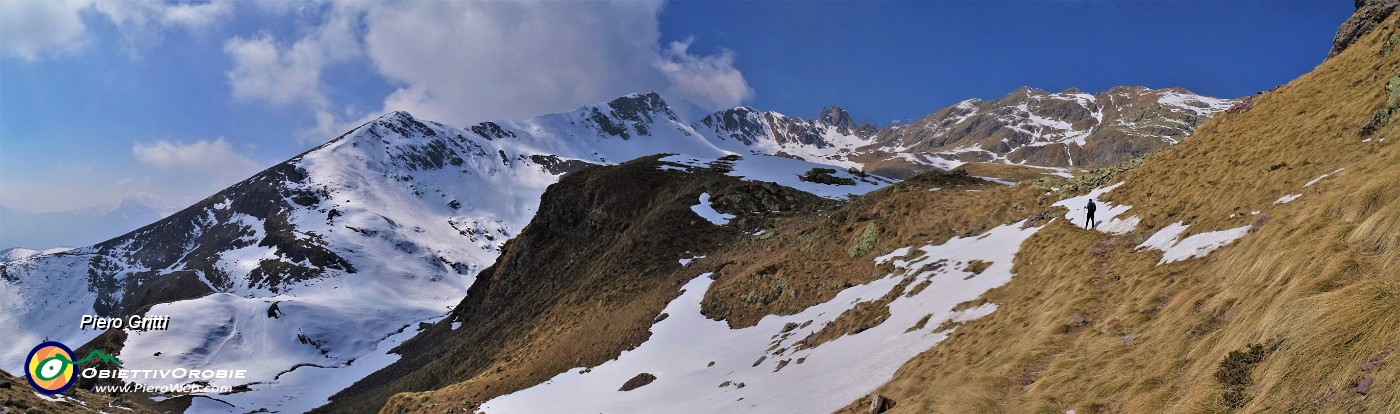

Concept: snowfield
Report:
left=481, top=220, right=1045, bottom=414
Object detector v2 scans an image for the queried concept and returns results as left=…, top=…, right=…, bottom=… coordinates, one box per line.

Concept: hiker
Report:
left=1086, top=199, right=1097, bottom=229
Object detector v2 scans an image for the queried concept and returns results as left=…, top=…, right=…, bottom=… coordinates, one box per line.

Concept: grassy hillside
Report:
left=835, top=9, right=1400, bottom=414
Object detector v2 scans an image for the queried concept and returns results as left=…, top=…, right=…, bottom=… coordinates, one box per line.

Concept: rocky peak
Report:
left=355, top=110, right=442, bottom=142
left=818, top=106, right=854, bottom=128
left=817, top=105, right=877, bottom=137
left=607, top=92, right=675, bottom=120
left=582, top=92, right=679, bottom=140
left=697, top=107, right=768, bottom=143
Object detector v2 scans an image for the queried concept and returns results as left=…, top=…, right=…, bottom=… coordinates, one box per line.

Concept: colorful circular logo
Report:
left=26, top=341, right=76, bottom=394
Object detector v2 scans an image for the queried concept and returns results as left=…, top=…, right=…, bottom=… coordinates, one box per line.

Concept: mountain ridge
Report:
left=693, top=85, right=1236, bottom=178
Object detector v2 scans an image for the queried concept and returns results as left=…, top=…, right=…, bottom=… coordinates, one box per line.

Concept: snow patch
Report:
left=481, top=220, right=1044, bottom=414
left=1275, top=194, right=1302, bottom=204
left=679, top=255, right=705, bottom=266
left=691, top=193, right=734, bottom=225
left=1137, top=222, right=1251, bottom=264
left=974, top=176, right=1016, bottom=186
left=1304, top=168, right=1344, bottom=187
left=1052, top=183, right=1137, bottom=234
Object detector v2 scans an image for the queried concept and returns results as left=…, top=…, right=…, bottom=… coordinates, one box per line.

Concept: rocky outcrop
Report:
left=1329, top=0, right=1399, bottom=58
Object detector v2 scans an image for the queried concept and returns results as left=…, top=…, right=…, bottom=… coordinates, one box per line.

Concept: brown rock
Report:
left=619, top=373, right=657, bottom=391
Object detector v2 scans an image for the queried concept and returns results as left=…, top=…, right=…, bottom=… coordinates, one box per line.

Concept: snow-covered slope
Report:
left=0, top=92, right=891, bottom=412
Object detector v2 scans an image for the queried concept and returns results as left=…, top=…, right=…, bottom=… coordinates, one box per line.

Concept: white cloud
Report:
left=0, top=0, right=90, bottom=60
left=360, top=1, right=672, bottom=124
left=359, top=1, right=753, bottom=124
left=0, top=0, right=232, bottom=60
left=229, top=1, right=753, bottom=142
left=224, top=3, right=361, bottom=110
left=656, top=38, right=755, bottom=111
left=132, top=138, right=260, bottom=178
left=94, top=0, right=231, bottom=33
left=224, top=33, right=328, bottom=107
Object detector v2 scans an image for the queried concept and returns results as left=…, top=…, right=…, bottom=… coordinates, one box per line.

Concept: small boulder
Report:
left=619, top=373, right=657, bottom=392
left=869, top=394, right=896, bottom=414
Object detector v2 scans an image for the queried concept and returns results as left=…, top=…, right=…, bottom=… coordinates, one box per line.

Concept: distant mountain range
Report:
left=697, top=86, right=1236, bottom=177
left=0, top=199, right=165, bottom=251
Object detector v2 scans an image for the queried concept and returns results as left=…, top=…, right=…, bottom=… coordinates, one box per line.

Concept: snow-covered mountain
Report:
left=693, top=106, right=877, bottom=169
left=0, top=199, right=165, bottom=251
left=0, top=92, right=886, bottom=412
left=693, top=86, right=1237, bottom=178
left=0, top=246, right=75, bottom=263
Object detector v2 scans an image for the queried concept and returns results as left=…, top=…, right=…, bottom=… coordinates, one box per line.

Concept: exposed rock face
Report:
left=1329, top=0, right=1399, bottom=58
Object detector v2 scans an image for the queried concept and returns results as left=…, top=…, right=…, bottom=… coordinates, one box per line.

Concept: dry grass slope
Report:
left=835, top=10, right=1400, bottom=414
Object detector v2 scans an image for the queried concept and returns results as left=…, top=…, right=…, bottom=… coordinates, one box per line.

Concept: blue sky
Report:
left=0, top=1, right=1352, bottom=214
